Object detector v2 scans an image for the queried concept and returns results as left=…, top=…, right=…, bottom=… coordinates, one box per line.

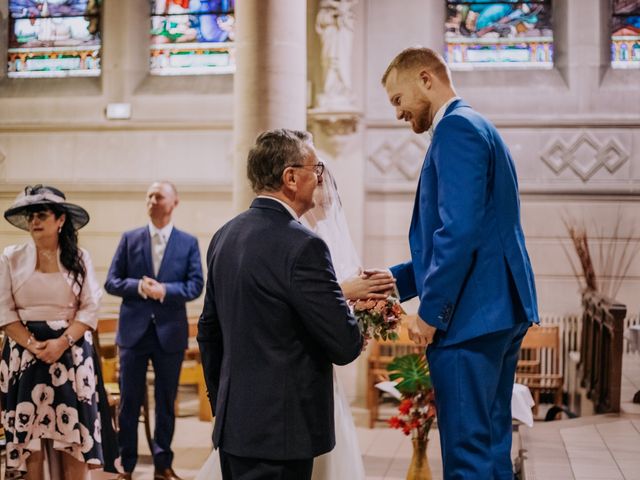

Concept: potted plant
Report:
left=387, top=353, right=436, bottom=480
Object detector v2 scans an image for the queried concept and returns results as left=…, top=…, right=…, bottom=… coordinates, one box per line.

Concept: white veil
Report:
left=301, top=161, right=361, bottom=283
left=301, top=160, right=367, bottom=480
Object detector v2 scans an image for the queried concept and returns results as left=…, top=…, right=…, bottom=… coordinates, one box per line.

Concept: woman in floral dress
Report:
left=0, top=185, right=110, bottom=479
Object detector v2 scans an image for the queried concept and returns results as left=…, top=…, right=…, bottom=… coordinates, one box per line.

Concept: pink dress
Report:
left=0, top=271, right=104, bottom=473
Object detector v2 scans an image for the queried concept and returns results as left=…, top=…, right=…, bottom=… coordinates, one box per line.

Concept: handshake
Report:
left=341, top=269, right=436, bottom=346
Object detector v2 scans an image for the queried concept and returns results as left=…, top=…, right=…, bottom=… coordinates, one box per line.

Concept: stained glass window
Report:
left=611, top=0, right=640, bottom=68
left=150, top=0, right=235, bottom=76
left=445, top=1, right=553, bottom=69
left=7, top=0, right=102, bottom=78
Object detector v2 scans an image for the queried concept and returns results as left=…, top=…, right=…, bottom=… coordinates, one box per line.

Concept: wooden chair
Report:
left=366, top=322, right=425, bottom=428
left=176, top=318, right=212, bottom=421
left=515, top=325, right=564, bottom=416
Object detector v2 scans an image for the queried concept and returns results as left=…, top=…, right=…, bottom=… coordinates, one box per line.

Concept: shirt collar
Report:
left=428, top=96, right=461, bottom=139
left=148, top=222, right=173, bottom=241
left=257, top=195, right=299, bottom=220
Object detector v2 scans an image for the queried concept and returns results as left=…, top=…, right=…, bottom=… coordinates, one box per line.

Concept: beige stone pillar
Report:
left=233, top=0, right=308, bottom=212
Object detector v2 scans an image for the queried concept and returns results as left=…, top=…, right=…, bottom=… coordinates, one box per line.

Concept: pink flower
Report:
left=49, top=362, right=69, bottom=387
left=79, top=423, right=95, bottom=453
left=34, top=405, right=56, bottom=437
left=15, top=402, right=35, bottom=433
left=56, top=403, right=80, bottom=440
left=0, top=361, right=9, bottom=393
left=32, top=384, right=55, bottom=407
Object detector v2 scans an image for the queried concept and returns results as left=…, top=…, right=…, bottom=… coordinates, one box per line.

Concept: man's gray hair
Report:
left=247, top=129, right=313, bottom=193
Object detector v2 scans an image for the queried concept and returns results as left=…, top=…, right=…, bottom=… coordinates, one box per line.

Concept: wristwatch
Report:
left=64, top=333, right=75, bottom=347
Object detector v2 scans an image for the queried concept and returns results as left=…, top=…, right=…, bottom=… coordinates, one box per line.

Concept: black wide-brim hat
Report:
left=4, top=184, right=90, bottom=231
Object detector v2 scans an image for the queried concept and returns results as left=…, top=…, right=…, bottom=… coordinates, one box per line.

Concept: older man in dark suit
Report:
left=198, top=129, right=363, bottom=480
left=105, top=181, right=203, bottom=480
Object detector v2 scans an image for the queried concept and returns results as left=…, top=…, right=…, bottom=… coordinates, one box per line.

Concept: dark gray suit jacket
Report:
left=197, top=197, right=362, bottom=460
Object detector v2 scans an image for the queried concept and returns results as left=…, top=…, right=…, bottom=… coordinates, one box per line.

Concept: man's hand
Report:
left=341, top=268, right=396, bottom=300
left=142, top=276, right=166, bottom=301
left=405, top=314, right=436, bottom=346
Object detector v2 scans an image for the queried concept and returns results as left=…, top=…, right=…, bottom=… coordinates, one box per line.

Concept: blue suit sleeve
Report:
left=390, top=261, right=417, bottom=302
left=104, top=234, right=141, bottom=299
left=418, top=115, right=490, bottom=330
left=163, top=237, right=204, bottom=303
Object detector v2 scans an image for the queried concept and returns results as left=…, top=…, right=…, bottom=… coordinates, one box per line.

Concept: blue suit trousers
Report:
left=427, top=321, right=530, bottom=480
left=118, top=323, right=183, bottom=472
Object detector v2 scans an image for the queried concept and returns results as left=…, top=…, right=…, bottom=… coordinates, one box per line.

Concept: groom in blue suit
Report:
left=382, top=48, right=539, bottom=479
left=105, top=181, right=203, bottom=480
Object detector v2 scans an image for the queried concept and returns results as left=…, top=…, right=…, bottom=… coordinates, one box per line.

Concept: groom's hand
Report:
left=405, top=314, right=436, bottom=346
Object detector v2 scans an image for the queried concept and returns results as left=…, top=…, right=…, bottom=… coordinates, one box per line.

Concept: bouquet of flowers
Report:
left=387, top=353, right=436, bottom=441
left=351, top=296, right=404, bottom=344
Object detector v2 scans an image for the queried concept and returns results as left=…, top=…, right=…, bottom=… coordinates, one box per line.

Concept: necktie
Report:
left=152, top=232, right=166, bottom=276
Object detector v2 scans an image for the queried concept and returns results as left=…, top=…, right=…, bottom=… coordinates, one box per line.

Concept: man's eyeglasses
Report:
left=24, top=211, right=53, bottom=223
left=289, top=162, right=325, bottom=177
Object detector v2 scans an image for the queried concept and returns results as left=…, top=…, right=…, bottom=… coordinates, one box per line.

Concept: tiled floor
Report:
left=520, top=352, right=640, bottom=480
left=91, top=418, right=448, bottom=480
left=90, top=401, right=517, bottom=480
left=88, top=352, right=640, bottom=480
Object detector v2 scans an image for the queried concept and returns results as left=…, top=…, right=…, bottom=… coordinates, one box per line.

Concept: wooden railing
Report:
left=580, top=290, right=626, bottom=413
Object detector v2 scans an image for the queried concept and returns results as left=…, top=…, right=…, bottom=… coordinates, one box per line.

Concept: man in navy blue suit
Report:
left=105, top=181, right=203, bottom=480
left=198, top=129, right=362, bottom=480
left=381, top=48, right=539, bottom=479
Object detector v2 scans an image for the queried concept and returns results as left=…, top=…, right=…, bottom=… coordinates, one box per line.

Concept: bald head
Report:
left=146, top=181, right=179, bottom=228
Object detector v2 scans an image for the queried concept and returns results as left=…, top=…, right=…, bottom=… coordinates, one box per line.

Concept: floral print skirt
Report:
left=0, top=320, right=105, bottom=472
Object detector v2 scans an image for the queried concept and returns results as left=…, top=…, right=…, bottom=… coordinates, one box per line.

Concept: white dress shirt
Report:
left=428, top=96, right=461, bottom=139
left=138, top=222, right=173, bottom=300
left=149, top=222, right=173, bottom=276
left=257, top=195, right=299, bottom=221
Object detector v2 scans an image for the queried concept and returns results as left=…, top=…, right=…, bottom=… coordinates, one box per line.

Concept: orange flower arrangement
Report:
left=351, top=296, right=404, bottom=345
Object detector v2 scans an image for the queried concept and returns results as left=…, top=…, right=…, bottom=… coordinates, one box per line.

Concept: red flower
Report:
left=398, top=398, right=413, bottom=415
left=388, top=416, right=402, bottom=429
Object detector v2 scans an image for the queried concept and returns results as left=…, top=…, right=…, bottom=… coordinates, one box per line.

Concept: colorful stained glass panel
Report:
left=611, top=0, right=640, bottom=68
left=149, top=0, right=235, bottom=76
left=8, top=0, right=102, bottom=78
left=445, top=1, right=554, bottom=69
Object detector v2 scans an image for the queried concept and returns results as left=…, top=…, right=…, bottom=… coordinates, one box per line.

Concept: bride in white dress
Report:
left=195, top=161, right=394, bottom=480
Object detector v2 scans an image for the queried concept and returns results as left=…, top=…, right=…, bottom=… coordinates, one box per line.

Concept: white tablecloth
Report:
left=375, top=381, right=536, bottom=427
left=511, top=383, right=535, bottom=427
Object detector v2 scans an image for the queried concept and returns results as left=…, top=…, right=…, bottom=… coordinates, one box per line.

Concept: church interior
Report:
left=1, top=0, right=639, bottom=479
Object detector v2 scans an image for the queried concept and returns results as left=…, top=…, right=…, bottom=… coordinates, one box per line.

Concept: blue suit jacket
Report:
left=105, top=226, right=203, bottom=352
left=391, top=99, right=539, bottom=346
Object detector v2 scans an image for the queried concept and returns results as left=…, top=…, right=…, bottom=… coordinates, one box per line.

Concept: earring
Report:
left=58, top=225, right=62, bottom=234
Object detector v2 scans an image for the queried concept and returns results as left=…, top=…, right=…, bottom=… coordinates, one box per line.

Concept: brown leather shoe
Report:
left=115, top=474, right=132, bottom=480
left=154, top=467, right=183, bottom=480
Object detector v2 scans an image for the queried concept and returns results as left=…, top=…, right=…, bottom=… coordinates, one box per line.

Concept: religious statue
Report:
left=315, top=0, right=357, bottom=110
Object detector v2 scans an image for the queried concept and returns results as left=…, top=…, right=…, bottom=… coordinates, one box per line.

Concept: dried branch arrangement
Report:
left=562, top=212, right=640, bottom=299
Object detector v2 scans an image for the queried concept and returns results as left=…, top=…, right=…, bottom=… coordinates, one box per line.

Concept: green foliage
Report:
left=387, top=353, right=431, bottom=395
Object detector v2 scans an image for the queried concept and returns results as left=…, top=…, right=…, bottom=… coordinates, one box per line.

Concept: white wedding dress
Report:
left=195, top=164, right=365, bottom=480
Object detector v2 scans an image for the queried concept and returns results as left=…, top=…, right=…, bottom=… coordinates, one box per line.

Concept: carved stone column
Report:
left=309, top=0, right=361, bottom=150
left=308, top=0, right=366, bottom=412
left=232, top=0, right=307, bottom=212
